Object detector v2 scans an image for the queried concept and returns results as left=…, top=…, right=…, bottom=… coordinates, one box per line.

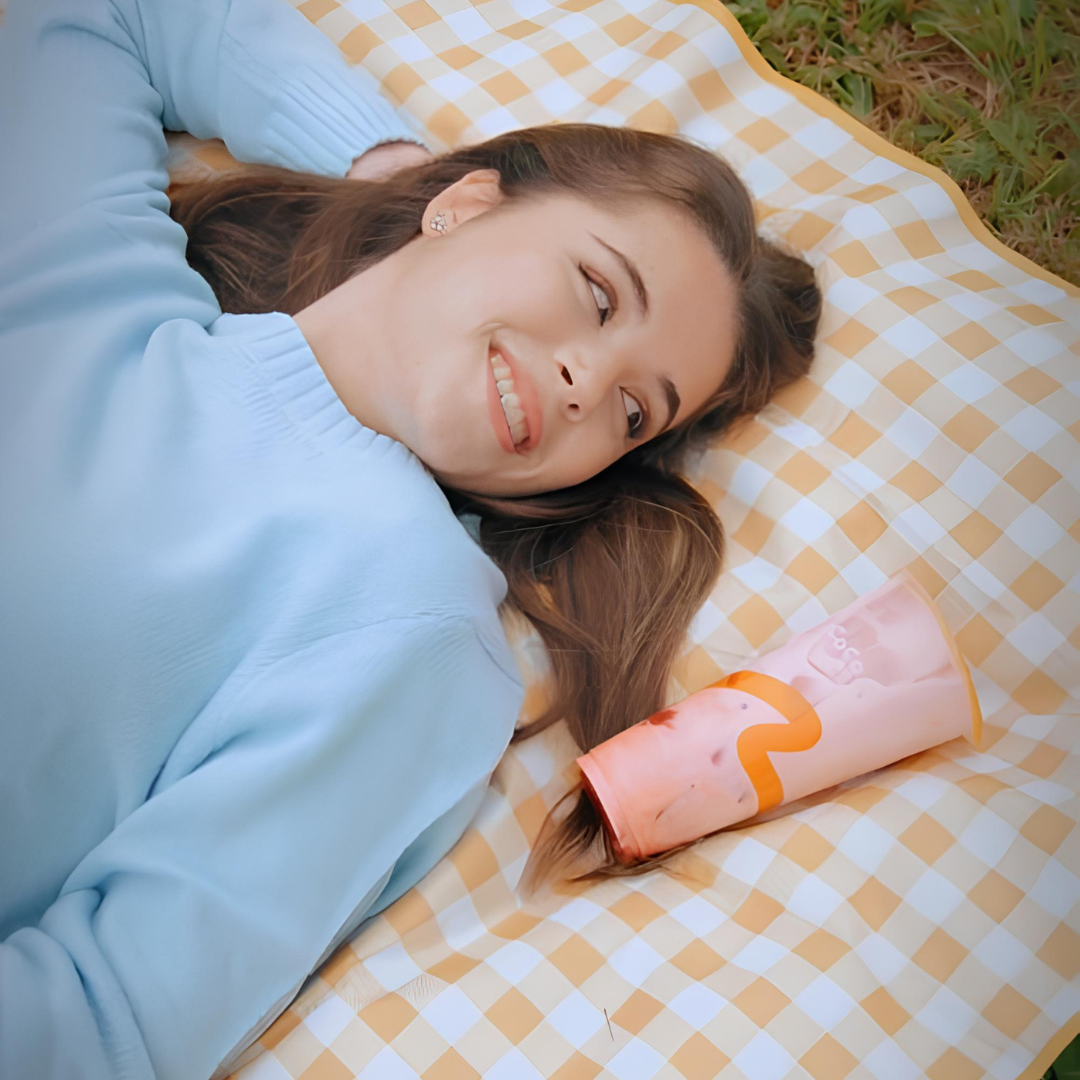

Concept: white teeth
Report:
left=490, top=350, right=530, bottom=446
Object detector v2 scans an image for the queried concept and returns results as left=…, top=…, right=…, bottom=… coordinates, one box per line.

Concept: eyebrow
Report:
left=588, top=232, right=650, bottom=320
left=658, top=375, right=681, bottom=434
left=587, top=232, right=679, bottom=433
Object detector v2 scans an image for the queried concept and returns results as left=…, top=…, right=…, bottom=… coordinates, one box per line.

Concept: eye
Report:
left=621, top=389, right=645, bottom=439
left=580, top=266, right=613, bottom=326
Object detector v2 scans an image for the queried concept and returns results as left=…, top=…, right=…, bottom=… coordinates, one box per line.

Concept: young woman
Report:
left=0, top=0, right=820, bottom=1077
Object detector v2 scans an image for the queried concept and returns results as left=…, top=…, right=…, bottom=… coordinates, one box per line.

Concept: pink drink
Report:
left=577, top=574, right=982, bottom=863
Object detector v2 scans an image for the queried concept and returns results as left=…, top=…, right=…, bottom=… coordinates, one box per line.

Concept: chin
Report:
left=446, top=474, right=521, bottom=499
left=422, top=461, right=483, bottom=494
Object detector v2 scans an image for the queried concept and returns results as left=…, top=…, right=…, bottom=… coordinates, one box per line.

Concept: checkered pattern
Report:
left=170, top=0, right=1080, bottom=1076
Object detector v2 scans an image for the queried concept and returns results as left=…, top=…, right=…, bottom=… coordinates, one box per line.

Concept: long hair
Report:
left=170, top=122, right=823, bottom=888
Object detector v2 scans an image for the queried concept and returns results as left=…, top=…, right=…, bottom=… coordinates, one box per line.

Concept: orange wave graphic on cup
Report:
left=710, top=671, right=823, bottom=813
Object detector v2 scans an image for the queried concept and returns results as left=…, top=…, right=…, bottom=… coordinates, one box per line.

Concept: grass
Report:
left=1045, top=1033, right=1080, bottom=1080
left=722, top=0, right=1080, bottom=285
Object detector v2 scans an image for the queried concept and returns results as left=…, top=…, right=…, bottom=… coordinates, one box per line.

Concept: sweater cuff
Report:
left=264, top=64, right=429, bottom=178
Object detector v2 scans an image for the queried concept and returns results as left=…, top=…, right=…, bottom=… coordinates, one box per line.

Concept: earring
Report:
left=429, top=211, right=447, bottom=233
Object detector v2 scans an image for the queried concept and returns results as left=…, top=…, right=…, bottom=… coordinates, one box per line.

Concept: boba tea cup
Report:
left=577, top=573, right=982, bottom=863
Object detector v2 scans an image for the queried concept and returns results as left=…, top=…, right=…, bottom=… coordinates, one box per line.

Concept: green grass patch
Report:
left=724, top=0, right=1080, bottom=285
left=1045, top=1029, right=1080, bottom=1080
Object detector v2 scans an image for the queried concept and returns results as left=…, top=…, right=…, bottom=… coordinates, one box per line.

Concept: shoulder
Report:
left=323, top=451, right=512, bottom=626
left=362, top=494, right=519, bottom=678
left=211, top=610, right=524, bottom=761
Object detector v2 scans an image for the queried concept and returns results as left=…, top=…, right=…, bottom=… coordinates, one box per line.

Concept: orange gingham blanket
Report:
left=165, top=0, right=1080, bottom=1076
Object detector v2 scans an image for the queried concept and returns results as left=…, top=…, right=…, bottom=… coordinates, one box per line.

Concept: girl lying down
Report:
left=0, top=0, right=820, bottom=1076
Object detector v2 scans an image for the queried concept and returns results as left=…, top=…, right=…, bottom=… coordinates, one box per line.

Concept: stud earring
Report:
left=429, top=211, right=447, bottom=234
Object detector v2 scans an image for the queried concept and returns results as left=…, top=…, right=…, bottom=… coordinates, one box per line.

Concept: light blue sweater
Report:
left=0, top=2, right=525, bottom=1078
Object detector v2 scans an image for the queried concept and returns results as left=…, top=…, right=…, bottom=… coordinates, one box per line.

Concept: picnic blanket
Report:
left=162, top=0, right=1080, bottom=1076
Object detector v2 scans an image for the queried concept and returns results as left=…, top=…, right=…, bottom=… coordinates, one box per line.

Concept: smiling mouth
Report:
left=490, top=351, right=530, bottom=447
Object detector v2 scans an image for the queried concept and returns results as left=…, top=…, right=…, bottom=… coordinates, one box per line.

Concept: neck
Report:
left=292, top=251, right=402, bottom=438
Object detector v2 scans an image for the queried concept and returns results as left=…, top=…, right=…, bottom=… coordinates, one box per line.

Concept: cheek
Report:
left=492, top=252, right=566, bottom=319
left=548, top=427, right=624, bottom=489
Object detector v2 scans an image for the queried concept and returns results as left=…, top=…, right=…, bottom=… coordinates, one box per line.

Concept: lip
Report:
left=489, top=343, right=543, bottom=455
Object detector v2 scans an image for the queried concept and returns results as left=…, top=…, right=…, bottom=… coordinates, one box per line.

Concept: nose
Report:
left=557, top=350, right=617, bottom=421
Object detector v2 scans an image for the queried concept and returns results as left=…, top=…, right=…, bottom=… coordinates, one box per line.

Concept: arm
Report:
left=0, top=0, right=427, bottom=251
left=0, top=615, right=521, bottom=1080
left=124, top=0, right=429, bottom=170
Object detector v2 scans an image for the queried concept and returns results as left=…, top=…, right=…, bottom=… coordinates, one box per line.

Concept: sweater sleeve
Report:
left=0, top=0, right=426, bottom=252
left=0, top=615, right=521, bottom=1080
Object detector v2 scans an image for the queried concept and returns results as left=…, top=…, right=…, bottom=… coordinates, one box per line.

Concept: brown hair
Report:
left=170, top=122, right=822, bottom=890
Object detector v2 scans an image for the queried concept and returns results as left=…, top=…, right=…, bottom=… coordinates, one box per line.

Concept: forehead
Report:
left=538, top=194, right=740, bottom=422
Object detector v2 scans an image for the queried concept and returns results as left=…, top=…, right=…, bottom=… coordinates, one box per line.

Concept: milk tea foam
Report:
left=577, top=574, right=982, bottom=863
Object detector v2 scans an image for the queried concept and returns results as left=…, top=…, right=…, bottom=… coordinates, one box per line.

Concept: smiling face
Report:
left=294, top=170, right=739, bottom=497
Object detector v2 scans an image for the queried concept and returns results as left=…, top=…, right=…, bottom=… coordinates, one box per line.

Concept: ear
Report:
left=423, top=168, right=504, bottom=235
